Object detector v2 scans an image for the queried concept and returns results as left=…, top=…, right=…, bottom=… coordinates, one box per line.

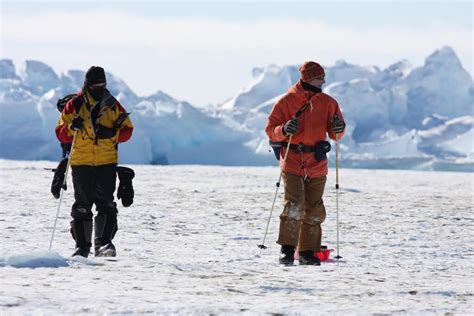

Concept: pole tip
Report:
left=257, top=244, right=267, bottom=249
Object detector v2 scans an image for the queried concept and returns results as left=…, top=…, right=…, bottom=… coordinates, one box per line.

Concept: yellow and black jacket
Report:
left=55, top=90, right=133, bottom=166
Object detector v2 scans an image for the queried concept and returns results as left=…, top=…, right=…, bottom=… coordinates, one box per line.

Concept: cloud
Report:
left=2, top=11, right=472, bottom=104
left=3, top=12, right=471, bottom=53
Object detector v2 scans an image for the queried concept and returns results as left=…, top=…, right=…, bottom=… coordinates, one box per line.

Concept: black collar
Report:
left=300, top=80, right=322, bottom=94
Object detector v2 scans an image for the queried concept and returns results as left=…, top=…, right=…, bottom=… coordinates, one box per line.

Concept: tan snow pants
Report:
left=277, top=172, right=327, bottom=252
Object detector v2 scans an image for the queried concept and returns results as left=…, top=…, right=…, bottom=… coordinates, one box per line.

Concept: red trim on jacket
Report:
left=62, top=91, right=83, bottom=115
left=55, top=125, right=73, bottom=143
left=116, top=101, right=126, bottom=112
left=118, top=126, right=133, bottom=143
left=116, top=101, right=133, bottom=142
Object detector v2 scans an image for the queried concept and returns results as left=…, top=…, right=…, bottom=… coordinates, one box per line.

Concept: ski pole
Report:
left=258, top=134, right=294, bottom=250
left=49, top=131, right=77, bottom=251
left=335, top=132, right=342, bottom=260
left=258, top=102, right=310, bottom=251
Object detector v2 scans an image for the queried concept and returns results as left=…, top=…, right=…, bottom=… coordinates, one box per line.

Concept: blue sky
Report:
left=1, top=0, right=472, bottom=105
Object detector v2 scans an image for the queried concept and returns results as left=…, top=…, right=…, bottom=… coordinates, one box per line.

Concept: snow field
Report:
left=0, top=160, right=473, bottom=314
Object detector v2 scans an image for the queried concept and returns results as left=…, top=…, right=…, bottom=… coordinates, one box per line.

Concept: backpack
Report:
left=56, top=93, right=83, bottom=157
left=56, top=93, right=83, bottom=113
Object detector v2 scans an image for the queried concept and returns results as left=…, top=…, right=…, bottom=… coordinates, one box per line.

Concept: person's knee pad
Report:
left=96, top=203, right=118, bottom=218
left=71, top=204, right=93, bottom=221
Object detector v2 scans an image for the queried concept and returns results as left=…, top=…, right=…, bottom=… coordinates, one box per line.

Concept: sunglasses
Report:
left=90, top=82, right=106, bottom=89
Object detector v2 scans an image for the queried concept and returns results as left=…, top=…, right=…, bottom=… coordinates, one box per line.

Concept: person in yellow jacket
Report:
left=55, top=66, right=133, bottom=258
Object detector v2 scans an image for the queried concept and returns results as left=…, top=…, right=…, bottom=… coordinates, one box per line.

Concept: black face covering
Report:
left=89, top=86, right=105, bottom=101
left=300, top=79, right=322, bottom=94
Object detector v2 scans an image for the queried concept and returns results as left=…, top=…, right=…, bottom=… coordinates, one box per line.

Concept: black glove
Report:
left=95, top=124, right=117, bottom=139
left=51, top=157, right=68, bottom=199
left=117, top=166, right=135, bottom=207
left=331, top=115, right=345, bottom=134
left=71, top=116, right=84, bottom=131
left=283, top=118, right=299, bottom=135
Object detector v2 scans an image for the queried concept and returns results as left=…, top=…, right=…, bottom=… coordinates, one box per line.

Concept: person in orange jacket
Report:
left=265, top=61, right=345, bottom=266
left=55, top=66, right=133, bottom=258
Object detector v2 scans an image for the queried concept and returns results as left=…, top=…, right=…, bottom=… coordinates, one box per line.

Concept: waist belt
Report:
left=280, top=142, right=316, bottom=153
left=269, top=140, right=331, bottom=161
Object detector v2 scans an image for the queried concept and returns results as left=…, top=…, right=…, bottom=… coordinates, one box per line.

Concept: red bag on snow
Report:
left=294, top=245, right=333, bottom=262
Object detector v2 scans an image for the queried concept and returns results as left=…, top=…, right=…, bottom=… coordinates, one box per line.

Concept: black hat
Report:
left=85, top=66, right=106, bottom=86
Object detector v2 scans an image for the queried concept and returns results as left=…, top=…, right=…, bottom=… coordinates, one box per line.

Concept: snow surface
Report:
left=0, top=159, right=473, bottom=314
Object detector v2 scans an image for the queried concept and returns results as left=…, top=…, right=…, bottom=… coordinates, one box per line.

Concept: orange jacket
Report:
left=265, top=81, right=345, bottom=178
left=55, top=90, right=133, bottom=166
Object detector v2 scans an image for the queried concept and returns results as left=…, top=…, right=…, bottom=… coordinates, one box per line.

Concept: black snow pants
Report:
left=70, top=164, right=118, bottom=250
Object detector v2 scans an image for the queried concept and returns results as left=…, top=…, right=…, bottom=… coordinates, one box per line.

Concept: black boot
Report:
left=279, top=245, right=295, bottom=266
left=70, top=219, right=92, bottom=258
left=94, top=212, right=118, bottom=257
left=72, top=247, right=90, bottom=258
left=96, top=242, right=116, bottom=257
left=298, top=250, right=321, bottom=266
